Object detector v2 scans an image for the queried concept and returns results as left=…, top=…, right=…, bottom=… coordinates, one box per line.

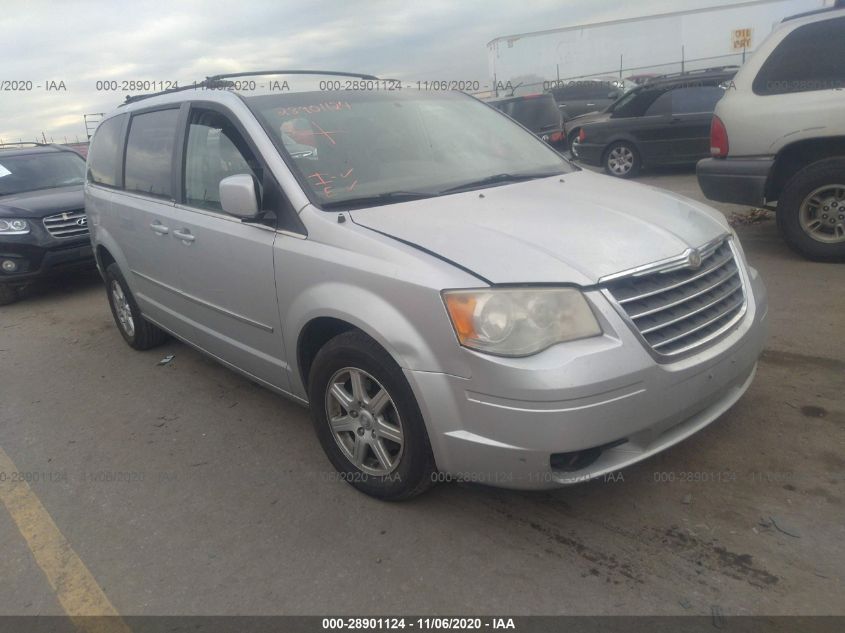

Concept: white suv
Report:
left=697, top=6, right=845, bottom=261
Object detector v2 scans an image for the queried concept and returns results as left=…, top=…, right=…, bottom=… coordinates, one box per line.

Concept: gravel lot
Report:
left=1, top=170, right=843, bottom=616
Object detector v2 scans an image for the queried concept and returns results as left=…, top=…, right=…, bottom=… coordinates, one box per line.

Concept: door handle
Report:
left=150, top=222, right=169, bottom=235
left=172, top=229, right=195, bottom=244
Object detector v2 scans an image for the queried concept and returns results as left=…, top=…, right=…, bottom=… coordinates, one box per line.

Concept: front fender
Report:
left=283, top=280, right=471, bottom=399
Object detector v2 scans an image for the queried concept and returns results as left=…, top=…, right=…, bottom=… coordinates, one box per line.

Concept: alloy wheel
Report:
left=325, top=367, right=404, bottom=476
left=607, top=145, right=634, bottom=176
left=799, top=184, right=845, bottom=243
left=110, top=280, right=135, bottom=338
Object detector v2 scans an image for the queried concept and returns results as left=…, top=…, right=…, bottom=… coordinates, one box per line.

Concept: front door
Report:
left=166, top=105, right=288, bottom=390
left=666, top=86, right=726, bottom=163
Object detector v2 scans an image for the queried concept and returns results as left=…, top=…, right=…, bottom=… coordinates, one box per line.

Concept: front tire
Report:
left=603, top=141, right=640, bottom=178
left=777, top=158, right=845, bottom=261
left=104, top=263, right=168, bottom=350
left=308, top=330, right=436, bottom=500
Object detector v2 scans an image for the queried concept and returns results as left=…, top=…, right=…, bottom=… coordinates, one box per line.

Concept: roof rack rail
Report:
left=0, top=141, right=48, bottom=148
left=782, top=3, right=843, bottom=22
left=122, top=70, right=379, bottom=106
left=645, top=65, right=740, bottom=83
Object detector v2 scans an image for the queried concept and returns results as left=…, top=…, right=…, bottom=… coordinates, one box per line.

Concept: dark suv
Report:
left=546, top=77, right=632, bottom=122
left=566, top=68, right=737, bottom=178
left=487, top=93, right=564, bottom=148
left=0, top=143, right=92, bottom=305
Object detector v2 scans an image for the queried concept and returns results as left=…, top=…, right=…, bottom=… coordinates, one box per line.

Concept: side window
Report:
left=753, top=17, right=845, bottom=95
left=183, top=109, right=260, bottom=212
left=671, top=86, right=725, bottom=114
left=644, top=90, right=672, bottom=116
left=87, top=115, right=124, bottom=186
left=124, top=109, right=179, bottom=198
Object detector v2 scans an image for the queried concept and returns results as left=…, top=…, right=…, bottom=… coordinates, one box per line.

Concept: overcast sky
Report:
left=1, top=0, right=750, bottom=142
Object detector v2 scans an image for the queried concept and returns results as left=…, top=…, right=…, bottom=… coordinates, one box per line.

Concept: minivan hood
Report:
left=0, top=185, right=84, bottom=218
left=349, top=170, right=728, bottom=285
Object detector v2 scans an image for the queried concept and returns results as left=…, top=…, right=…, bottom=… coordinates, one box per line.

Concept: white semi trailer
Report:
left=487, top=0, right=830, bottom=94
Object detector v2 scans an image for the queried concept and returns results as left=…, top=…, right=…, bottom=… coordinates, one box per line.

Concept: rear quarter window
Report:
left=753, top=17, right=845, bottom=95
left=124, top=108, right=180, bottom=198
left=670, top=86, right=726, bottom=114
left=87, top=115, right=125, bottom=186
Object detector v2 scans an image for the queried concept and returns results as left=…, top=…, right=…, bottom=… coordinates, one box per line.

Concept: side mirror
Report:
left=219, top=174, right=260, bottom=219
left=608, top=90, right=621, bottom=99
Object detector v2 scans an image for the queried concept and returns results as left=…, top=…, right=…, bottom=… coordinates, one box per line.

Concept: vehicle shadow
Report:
left=14, top=268, right=103, bottom=305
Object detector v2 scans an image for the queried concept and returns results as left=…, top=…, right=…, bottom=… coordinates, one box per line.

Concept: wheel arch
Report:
left=296, top=316, right=359, bottom=394
left=287, top=283, right=461, bottom=401
left=767, top=137, right=845, bottom=202
left=95, top=244, right=116, bottom=275
left=91, top=227, right=133, bottom=287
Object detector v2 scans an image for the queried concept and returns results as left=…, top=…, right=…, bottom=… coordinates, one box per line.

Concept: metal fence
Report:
left=474, top=51, right=751, bottom=98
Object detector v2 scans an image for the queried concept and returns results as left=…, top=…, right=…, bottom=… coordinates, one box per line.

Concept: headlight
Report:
left=442, top=287, right=602, bottom=356
left=0, top=219, right=30, bottom=234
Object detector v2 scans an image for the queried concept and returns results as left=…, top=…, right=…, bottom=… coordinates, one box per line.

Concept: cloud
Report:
left=0, top=0, right=721, bottom=141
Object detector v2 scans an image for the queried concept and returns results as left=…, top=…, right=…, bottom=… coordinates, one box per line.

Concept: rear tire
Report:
left=777, top=158, right=845, bottom=262
left=603, top=141, right=640, bottom=178
left=104, top=263, right=168, bottom=350
left=308, top=330, right=436, bottom=500
left=567, top=130, right=580, bottom=159
left=0, top=284, right=19, bottom=306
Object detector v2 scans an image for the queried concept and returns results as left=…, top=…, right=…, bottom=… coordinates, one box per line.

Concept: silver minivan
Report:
left=86, top=72, right=768, bottom=499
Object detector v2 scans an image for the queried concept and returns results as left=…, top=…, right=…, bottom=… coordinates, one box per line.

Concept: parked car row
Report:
left=565, top=67, right=736, bottom=178
left=485, top=6, right=844, bottom=260
left=3, top=4, right=839, bottom=501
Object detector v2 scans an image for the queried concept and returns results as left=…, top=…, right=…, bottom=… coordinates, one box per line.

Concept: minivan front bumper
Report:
left=406, top=268, right=768, bottom=489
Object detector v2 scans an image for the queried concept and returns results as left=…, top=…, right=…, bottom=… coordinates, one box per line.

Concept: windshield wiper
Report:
left=321, top=191, right=438, bottom=210
left=438, top=172, right=560, bottom=195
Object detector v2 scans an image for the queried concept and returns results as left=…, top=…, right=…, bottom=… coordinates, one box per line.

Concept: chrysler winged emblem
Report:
left=687, top=249, right=702, bottom=269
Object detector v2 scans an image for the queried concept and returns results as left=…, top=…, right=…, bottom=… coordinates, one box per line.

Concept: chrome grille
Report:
left=43, top=209, right=88, bottom=238
left=602, top=238, right=746, bottom=357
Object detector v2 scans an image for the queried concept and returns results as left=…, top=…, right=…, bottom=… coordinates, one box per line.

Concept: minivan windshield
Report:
left=248, top=91, right=573, bottom=208
left=0, top=151, right=86, bottom=196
